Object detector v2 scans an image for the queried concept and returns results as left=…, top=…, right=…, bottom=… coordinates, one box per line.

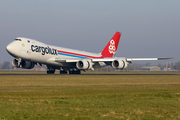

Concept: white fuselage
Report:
left=6, top=37, right=105, bottom=68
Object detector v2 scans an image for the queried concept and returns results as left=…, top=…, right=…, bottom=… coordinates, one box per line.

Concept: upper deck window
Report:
left=14, top=39, right=21, bottom=41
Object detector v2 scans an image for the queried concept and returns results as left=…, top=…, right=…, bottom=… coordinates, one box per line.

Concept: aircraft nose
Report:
left=6, top=43, right=14, bottom=54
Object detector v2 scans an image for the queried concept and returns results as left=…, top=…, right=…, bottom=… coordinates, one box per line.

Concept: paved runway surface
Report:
left=0, top=73, right=180, bottom=76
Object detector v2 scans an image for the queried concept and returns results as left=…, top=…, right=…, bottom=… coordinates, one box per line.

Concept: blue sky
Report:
left=0, top=0, right=180, bottom=64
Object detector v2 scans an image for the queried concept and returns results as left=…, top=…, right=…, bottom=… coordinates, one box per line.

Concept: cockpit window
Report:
left=14, top=39, right=22, bottom=41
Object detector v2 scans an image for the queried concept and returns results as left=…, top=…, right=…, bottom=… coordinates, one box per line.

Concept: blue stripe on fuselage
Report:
left=57, top=52, right=89, bottom=59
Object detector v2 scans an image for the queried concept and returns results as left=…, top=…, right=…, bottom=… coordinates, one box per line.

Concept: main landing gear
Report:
left=59, top=68, right=81, bottom=74
left=60, top=70, right=67, bottom=74
left=59, top=69, right=81, bottom=74
left=46, top=68, right=81, bottom=74
left=69, top=70, right=81, bottom=74
left=47, top=69, right=55, bottom=74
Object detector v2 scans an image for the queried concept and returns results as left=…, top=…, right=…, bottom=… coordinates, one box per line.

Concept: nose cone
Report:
left=6, top=43, right=12, bottom=53
left=6, top=43, right=15, bottom=56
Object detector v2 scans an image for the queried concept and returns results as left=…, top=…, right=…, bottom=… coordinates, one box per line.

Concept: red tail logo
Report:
left=101, top=32, right=121, bottom=58
left=109, top=39, right=116, bottom=54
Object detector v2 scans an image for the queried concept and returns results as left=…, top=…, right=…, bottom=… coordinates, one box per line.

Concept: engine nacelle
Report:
left=112, top=59, right=128, bottom=69
left=12, top=59, right=35, bottom=69
left=76, top=60, right=93, bottom=70
left=12, top=59, right=19, bottom=68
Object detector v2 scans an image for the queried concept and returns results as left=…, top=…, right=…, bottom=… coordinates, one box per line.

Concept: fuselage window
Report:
left=14, top=39, right=22, bottom=41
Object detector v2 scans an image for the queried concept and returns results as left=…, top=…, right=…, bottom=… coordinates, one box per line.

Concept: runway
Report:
left=0, top=73, right=180, bottom=76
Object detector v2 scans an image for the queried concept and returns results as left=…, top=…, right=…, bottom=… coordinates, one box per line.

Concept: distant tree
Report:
left=158, top=63, right=164, bottom=69
left=145, top=63, right=151, bottom=66
left=175, top=61, right=180, bottom=71
left=126, top=64, right=130, bottom=71
left=2, top=61, right=10, bottom=69
left=128, top=63, right=145, bottom=71
left=0, top=63, right=2, bottom=69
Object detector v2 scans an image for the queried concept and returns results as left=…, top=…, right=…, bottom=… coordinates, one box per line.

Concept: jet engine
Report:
left=112, top=59, right=128, bottom=69
left=76, top=60, right=93, bottom=70
left=12, top=59, right=35, bottom=69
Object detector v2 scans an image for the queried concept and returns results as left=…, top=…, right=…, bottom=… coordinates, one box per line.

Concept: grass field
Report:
left=0, top=74, right=180, bottom=119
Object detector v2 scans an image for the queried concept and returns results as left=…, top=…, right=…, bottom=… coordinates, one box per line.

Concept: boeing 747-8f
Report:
left=6, top=32, right=170, bottom=74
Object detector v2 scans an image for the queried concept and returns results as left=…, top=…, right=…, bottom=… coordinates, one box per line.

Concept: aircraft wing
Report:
left=92, top=57, right=172, bottom=62
left=46, top=57, right=79, bottom=63
left=49, top=57, right=172, bottom=63
left=55, top=58, right=80, bottom=62
left=92, top=58, right=116, bottom=62
left=126, top=57, right=172, bottom=62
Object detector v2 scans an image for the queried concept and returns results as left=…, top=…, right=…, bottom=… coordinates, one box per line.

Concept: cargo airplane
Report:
left=6, top=32, right=170, bottom=74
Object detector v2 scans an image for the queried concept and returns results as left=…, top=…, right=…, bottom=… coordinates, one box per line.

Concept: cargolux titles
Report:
left=31, top=45, right=57, bottom=55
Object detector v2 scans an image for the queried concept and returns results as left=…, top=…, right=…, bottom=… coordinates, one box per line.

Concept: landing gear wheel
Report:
left=60, top=70, right=67, bottom=74
left=69, top=70, right=81, bottom=74
left=77, top=70, right=81, bottom=74
left=47, top=70, right=55, bottom=74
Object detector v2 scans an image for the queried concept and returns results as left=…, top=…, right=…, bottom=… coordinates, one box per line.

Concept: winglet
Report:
left=157, top=57, right=173, bottom=60
left=101, top=32, right=121, bottom=58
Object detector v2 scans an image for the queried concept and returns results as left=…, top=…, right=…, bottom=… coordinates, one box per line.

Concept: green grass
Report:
left=0, top=75, right=180, bottom=119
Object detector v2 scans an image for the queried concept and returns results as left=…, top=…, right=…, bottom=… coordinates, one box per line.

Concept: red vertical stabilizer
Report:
left=101, top=32, right=121, bottom=58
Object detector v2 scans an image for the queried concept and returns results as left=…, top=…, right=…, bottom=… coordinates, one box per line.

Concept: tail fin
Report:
left=101, top=32, right=121, bottom=58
